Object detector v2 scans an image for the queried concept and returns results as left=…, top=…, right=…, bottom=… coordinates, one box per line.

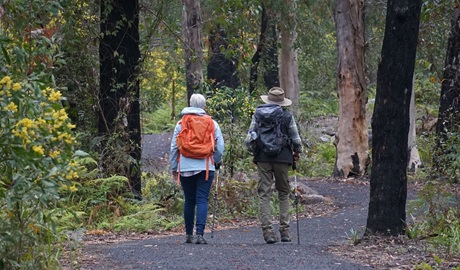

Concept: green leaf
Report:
left=1, top=46, right=11, bottom=65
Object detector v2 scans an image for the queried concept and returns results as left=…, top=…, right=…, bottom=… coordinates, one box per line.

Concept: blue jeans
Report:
left=180, top=171, right=214, bottom=236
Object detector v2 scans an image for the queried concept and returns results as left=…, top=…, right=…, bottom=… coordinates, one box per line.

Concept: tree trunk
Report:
left=249, top=4, right=279, bottom=93
left=280, top=0, right=299, bottom=109
left=182, top=0, right=203, bottom=104
left=333, top=0, right=368, bottom=178
left=263, top=12, right=279, bottom=89
left=435, top=7, right=460, bottom=169
left=366, top=0, right=422, bottom=236
left=408, top=75, right=422, bottom=172
left=99, top=0, right=142, bottom=199
left=207, top=25, right=240, bottom=90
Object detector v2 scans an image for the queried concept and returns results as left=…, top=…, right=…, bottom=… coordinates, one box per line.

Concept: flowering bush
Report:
left=0, top=75, right=79, bottom=269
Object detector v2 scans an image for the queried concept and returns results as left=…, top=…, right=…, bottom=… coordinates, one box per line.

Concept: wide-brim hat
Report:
left=260, top=87, right=292, bottom=106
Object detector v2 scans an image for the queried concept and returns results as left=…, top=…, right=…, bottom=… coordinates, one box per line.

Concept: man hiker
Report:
left=245, top=87, right=303, bottom=244
left=170, top=93, right=225, bottom=244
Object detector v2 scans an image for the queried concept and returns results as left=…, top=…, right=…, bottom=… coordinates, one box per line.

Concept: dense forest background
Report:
left=0, top=0, right=459, bottom=269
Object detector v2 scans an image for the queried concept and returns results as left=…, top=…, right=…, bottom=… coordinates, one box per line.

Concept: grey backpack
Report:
left=254, top=104, right=289, bottom=156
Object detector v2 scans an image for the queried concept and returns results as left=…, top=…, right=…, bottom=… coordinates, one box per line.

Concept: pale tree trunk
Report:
left=280, top=0, right=299, bottom=110
left=333, top=0, right=368, bottom=178
left=408, top=75, right=422, bottom=172
left=182, top=0, right=203, bottom=104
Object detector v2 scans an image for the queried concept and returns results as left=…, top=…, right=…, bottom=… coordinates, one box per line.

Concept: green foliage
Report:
left=297, top=0, right=338, bottom=119
left=0, top=52, right=78, bottom=269
left=407, top=180, right=460, bottom=258
left=298, top=142, right=335, bottom=177
left=141, top=102, right=184, bottom=134
left=433, top=131, right=460, bottom=183
left=55, top=0, right=100, bottom=141
left=0, top=1, right=85, bottom=268
left=206, top=86, right=257, bottom=176
left=345, top=228, right=361, bottom=245
left=210, top=174, right=259, bottom=220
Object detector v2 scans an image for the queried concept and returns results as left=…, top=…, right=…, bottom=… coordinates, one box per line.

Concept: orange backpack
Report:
left=176, top=114, right=215, bottom=181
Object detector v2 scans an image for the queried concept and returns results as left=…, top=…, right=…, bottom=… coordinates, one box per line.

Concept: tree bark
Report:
left=99, top=0, right=142, bottom=199
left=207, top=25, right=240, bottom=90
left=408, top=75, right=422, bottom=172
left=263, top=12, right=279, bottom=89
left=280, top=0, right=299, bottom=109
left=435, top=7, right=460, bottom=169
left=366, top=0, right=422, bottom=236
left=333, top=0, right=368, bottom=178
left=249, top=4, right=279, bottom=93
left=182, top=0, right=203, bottom=104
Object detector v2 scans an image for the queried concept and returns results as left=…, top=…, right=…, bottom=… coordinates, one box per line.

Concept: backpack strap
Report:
left=279, top=110, right=292, bottom=147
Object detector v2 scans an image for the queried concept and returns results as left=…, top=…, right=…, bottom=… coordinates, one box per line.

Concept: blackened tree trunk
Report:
left=435, top=7, right=460, bottom=169
left=333, top=0, right=368, bottom=178
left=182, top=0, right=203, bottom=104
left=99, top=0, right=142, bottom=199
left=263, top=18, right=279, bottom=89
left=366, top=0, right=422, bottom=236
left=207, top=25, right=240, bottom=90
left=249, top=4, right=279, bottom=93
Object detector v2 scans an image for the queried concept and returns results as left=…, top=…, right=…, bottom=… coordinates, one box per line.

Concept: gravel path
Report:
left=79, top=178, right=372, bottom=270
left=75, top=133, right=375, bottom=269
left=141, top=133, right=174, bottom=172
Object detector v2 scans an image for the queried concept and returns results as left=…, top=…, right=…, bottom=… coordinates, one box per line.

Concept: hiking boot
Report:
left=280, top=228, right=292, bottom=242
left=195, top=235, right=207, bottom=244
left=263, top=229, right=278, bottom=244
left=185, top=234, right=193, bottom=244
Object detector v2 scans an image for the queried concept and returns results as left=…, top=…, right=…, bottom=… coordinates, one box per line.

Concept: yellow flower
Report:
left=69, top=185, right=78, bottom=192
left=430, top=77, right=437, bottom=83
left=4, top=102, right=18, bottom=112
left=49, top=150, right=60, bottom=158
left=48, top=89, right=62, bottom=102
left=32, top=145, right=45, bottom=155
left=0, top=76, right=11, bottom=84
left=17, top=118, right=34, bottom=128
left=12, top=83, right=21, bottom=91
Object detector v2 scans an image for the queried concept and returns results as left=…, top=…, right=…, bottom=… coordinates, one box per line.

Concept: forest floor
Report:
left=70, top=116, right=460, bottom=269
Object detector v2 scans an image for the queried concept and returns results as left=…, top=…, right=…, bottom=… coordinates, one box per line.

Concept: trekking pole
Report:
left=211, top=168, right=219, bottom=238
left=293, top=162, right=300, bottom=245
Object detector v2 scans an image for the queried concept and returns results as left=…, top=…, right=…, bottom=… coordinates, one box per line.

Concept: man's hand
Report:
left=293, top=152, right=300, bottom=162
left=172, top=171, right=179, bottom=180
left=215, top=162, right=222, bottom=170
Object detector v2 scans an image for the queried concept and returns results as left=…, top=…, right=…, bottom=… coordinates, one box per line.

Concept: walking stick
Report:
left=293, top=162, right=300, bottom=245
left=211, top=168, right=219, bottom=238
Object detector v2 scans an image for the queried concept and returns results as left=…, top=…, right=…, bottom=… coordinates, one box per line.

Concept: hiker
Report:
left=170, top=93, right=225, bottom=245
left=245, top=87, right=303, bottom=244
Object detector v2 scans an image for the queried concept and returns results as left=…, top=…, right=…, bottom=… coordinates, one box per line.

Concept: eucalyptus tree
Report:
left=333, top=0, right=368, bottom=178
left=366, top=0, right=422, bottom=236
left=99, top=0, right=142, bottom=198
left=182, top=0, right=204, bottom=104
left=280, top=0, right=300, bottom=108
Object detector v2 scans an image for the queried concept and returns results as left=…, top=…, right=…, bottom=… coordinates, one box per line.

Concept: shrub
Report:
left=0, top=76, right=79, bottom=269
